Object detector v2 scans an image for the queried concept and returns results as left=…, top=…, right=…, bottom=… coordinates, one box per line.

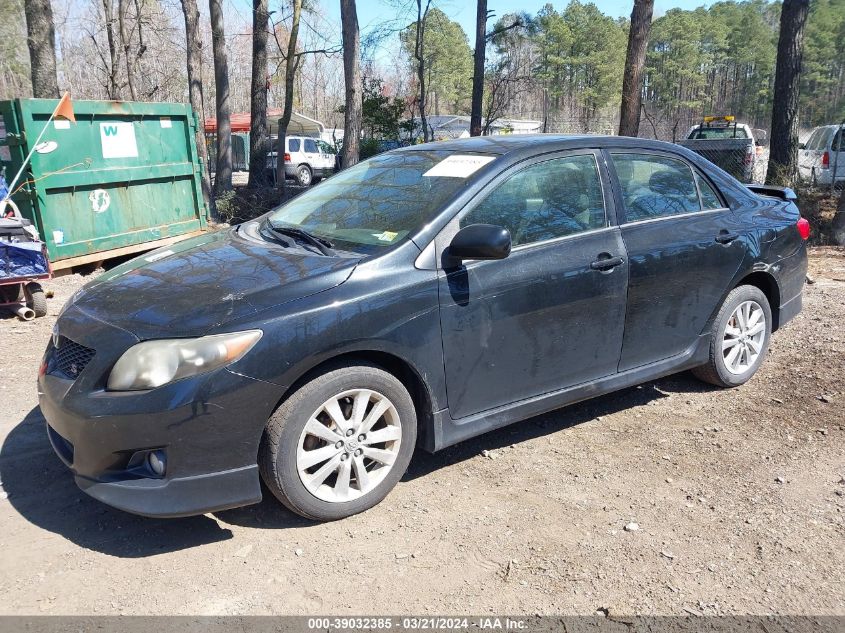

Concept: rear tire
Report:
left=296, top=165, right=312, bottom=187
left=25, top=282, right=47, bottom=317
left=692, top=285, right=771, bottom=388
left=259, top=362, right=416, bottom=521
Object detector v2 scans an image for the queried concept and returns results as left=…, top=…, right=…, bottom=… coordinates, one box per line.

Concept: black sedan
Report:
left=39, top=135, right=809, bottom=521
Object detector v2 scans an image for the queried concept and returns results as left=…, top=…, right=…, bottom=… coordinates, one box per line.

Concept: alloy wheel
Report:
left=722, top=300, right=766, bottom=375
left=296, top=389, right=402, bottom=503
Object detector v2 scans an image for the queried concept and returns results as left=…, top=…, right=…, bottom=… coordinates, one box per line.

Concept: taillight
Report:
left=283, top=153, right=291, bottom=162
left=797, top=217, right=810, bottom=240
left=822, top=151, right=830, bottom=169
left=744, top=148, right=754, bottom=165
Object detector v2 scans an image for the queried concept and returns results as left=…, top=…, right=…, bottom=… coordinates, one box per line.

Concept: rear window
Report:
left=806, top=128, right=834, bottom=151
left=612, top=153, right=701, bottom=222
left=691, top=127, right=748, bottom=140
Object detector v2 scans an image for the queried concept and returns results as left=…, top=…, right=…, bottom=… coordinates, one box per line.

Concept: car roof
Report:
left=398, top=134, right=690, bottom=159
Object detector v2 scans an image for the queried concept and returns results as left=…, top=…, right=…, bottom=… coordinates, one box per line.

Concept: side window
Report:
left=460, top=154, right=606, bottom=247
left=833, top=130, right=844, bottom=152
left=288, top=138, right=301, bottom=152
left=695, top=172, right=723, bottom=210
left=304, top=139, right=318, bottom=153
left=611, top=153, right=701, bottom=222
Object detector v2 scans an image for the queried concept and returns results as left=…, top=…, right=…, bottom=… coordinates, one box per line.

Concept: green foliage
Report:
left=361, top=78, right=406, bottom=140
left=645, top=1, right=784, bottom=133
left=400, top=7, right=473, bottom=115
left=801, top=0, right=845, bottom=125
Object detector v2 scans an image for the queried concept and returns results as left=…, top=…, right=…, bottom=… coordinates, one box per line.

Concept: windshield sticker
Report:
left=423, top=155, right=495, bottom=178
left=372, top=231, right=398, bottom=242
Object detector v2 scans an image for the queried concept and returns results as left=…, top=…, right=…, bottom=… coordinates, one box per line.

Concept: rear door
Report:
left=437, top=150, right=629, bottom=419
left=303, top=138, right=320, bottom=169
left=607, top=150, right=747, bottom=371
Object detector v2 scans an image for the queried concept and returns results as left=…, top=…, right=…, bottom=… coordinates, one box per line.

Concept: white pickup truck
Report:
left=677, top=117, right=765, bottom=183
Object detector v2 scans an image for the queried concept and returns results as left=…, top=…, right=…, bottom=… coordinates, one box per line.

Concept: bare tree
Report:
left=340, top=0, right=361, bottom=168
left=413, top=0, right=432, bottom=142
left=118, top=0, right=136, bottom=99
left=766, top=0, right=810, bottom=187
left=248, top=0, right=270, bottom=187
left=209, top=0, right=232, bottom=192
left=618, top=0, right=653, bottom=137
left=276, top=0, right=303, bottom=190
left=24, top=0, right=59, bottom=97
left=100, top=0, right=120, bottom=98
left=469, top=0, right=488, bottom=137
left=180, top=0, right=215, bottom=218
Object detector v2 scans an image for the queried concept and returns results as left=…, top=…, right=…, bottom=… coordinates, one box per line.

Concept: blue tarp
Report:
left=0, top=241, right=48, bottom=280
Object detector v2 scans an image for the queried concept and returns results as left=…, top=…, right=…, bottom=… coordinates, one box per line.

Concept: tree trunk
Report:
left=618, top=0, right=653, bottom=137
left=340, top=0, right=361, bottom=169
left=101, top=0, right=120, bottom=98
left=766, top=0, right=810, bottom=187
left=24, top=0, right=59, bottom=98
left=118, top=0, right=137, bottom=100
left=415, top=0, right=431, bottom=142
left=180, top=0, right=216, bottom=220
left=248, top=0, right=270, bottom=188
left=210, top=0, right=232, bottom=193
left=469, top=0, right=487, bottom=137
left=276, top=0, right=302, bottom=193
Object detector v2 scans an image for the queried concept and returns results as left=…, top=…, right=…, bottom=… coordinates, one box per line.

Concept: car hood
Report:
left=69, top=228, right=359, bottom=340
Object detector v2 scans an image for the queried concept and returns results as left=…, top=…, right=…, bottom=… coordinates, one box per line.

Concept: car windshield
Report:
left=267, top=150, right=494, bottom=254
left=691, top=127, right=748, bottom=139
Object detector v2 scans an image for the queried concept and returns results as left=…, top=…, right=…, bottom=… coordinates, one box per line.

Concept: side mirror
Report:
left=448, top=224, right=511, bottom=261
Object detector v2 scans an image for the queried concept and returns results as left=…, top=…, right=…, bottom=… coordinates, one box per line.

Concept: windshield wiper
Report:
left=264, top=221, right=335, bottom=256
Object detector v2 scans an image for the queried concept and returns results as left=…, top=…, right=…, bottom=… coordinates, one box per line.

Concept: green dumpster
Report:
left=0, top=98, right=208, bottom=269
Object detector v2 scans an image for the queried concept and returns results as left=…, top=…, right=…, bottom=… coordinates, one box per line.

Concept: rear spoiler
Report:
left=746, top=184, right=798, bottom=201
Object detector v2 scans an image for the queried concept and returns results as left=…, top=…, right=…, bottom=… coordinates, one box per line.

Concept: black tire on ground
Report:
left=259, top=361, right=417, bottom=521
left=692, top=284, right=772, bottom=388
left=25, top=282, right=47, bottom=318
left=295, top=165, right=312, bottom=187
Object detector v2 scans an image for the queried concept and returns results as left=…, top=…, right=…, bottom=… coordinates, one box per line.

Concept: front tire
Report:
left=25, top=282, right=47, bottom=317
left=692, top=285, right=772, bottom=388
left=259, top=362, right=417, bottom=521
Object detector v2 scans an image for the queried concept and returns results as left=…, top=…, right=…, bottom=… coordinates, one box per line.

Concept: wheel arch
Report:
left=734, top=270, right=782, bottom=331
left=268, top=349, right=437, bottom=451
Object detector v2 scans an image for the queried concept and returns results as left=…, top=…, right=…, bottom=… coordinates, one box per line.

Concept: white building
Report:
left=404, top=115, right=543, bottom=140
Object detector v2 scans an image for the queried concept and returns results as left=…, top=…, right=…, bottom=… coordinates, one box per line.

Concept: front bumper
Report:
left=38, top=306, right=282, bottom=517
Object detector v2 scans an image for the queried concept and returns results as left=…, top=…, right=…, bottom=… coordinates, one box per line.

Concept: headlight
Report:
left=107, top=330, right=262, bottom=391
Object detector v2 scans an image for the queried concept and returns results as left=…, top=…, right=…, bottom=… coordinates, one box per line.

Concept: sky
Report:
left=320, top=0, right=715, bottom=40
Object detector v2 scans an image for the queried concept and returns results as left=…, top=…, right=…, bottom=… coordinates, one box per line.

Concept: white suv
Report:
left=267, top=136, right=337, bottom=186
left=799, top=125, right=845, bottom=186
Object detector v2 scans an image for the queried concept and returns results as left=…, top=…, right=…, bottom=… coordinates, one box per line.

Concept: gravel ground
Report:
left=0, top=248, right=842, bottom=616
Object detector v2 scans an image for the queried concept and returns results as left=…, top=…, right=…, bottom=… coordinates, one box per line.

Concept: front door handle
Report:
left=715, top=231, right=739, bottom=244
left=590, top=255, right=624, bottom=271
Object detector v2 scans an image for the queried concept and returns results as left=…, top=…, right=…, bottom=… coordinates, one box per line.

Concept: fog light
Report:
left=147, top=450, right=166, bottom=476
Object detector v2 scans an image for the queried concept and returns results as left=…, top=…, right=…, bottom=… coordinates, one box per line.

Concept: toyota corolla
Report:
left=39, top=135, right=809, bottom=521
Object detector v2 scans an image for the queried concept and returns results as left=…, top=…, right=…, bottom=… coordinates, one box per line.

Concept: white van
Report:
left=799, top=125, right=845, bottom=186
left=267, top=136, right=337, bottom=186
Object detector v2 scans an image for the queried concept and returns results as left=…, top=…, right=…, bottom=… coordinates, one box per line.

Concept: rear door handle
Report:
left=715, top=231, right=739, bottom=244
left=590, top=255, right=624, bottom=271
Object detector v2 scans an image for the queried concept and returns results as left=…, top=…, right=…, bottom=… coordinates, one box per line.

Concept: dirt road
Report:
left=0, top=249, right=842, bottom=616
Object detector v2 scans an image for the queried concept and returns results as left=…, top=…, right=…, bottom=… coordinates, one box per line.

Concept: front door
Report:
left=437, top=151, right=629, bottom=420
left=607, top=150, right=747, bottom=371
